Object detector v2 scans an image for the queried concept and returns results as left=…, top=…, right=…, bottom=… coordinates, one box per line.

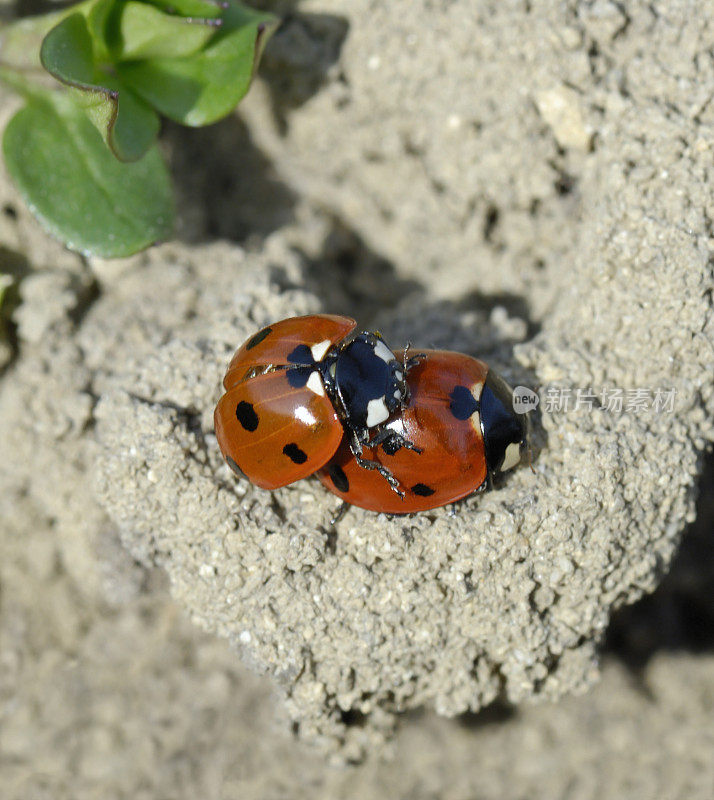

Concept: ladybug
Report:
left=214, top=315, right=421, bottom=493
left=316, top=349, right=529, bottom=513
left=214, top=315, right=529, bottom=513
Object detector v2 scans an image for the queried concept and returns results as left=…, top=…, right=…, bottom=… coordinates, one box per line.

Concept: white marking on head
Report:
left=366, top=397, right=389, bottom=427
left=310, top=339, right=331, bottom=362
left=374, top=340, right=394, bottom=363
left=471, top=381, right=484, bottom=401
left=395, top=370, right=403, bottom=381
left=306, top=371, right=325, bottom=397
left=501, top=442, right=522, bottom=472
left=470, top=410, right=481, bottom=433
left=394, top=389, right=402, bottom=399
left=294, top=405, right=317, bottom=426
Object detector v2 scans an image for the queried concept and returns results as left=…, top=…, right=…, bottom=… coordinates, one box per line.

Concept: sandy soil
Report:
left=1, top=0, right=714, bottom=795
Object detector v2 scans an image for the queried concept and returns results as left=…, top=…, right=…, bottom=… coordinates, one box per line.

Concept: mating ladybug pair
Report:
left=214, top=314, right=529, bottom=514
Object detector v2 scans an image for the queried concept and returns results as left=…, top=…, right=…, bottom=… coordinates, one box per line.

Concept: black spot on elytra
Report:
left=246, top=326, right=272, bottom=349
left=283, top=443, right=308, bottom=464
left=287, top=344, right=315, bottom=365
left=449, top=385, right=479, bottom=421
left=236, top=401, right=259, bottom=431
left=286, top=344, right=317, bottom=388
left=286, top=365, right=313, bottom=388
left=411, top=483, right=435, bottom=497
left=328, top=464, right=350, bottom=493
left=226, top=456, right=246, bottom=478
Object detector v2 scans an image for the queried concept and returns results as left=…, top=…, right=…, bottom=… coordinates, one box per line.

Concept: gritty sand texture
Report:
left=1, top=454, right=713, bottom=798
left=1, top=0, right=714, bottom=790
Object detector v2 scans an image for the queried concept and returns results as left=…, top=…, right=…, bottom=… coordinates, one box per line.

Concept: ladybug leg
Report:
left=330, top=500, right=350, bottom=526
left=369, top=427, right=422, bottom=456
left=403, top=342, right=426, bottom=374
left=349, top=431, right=405, bottom=498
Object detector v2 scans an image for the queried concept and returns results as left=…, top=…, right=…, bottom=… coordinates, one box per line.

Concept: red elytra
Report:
left=215, top=316, right=529, bottom=512
left=221, top=314, right=356, bottom=391
left=214, top=314, right=357, bottom=490
left=316, top=350, right=491, bottom=513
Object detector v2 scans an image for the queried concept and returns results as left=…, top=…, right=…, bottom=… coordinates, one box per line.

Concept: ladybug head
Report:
left=322, top=332, right=407, bottom=432
left=480, top=371, right=530, bottom=477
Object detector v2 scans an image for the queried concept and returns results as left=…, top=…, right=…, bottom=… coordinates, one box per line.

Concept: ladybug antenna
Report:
left=403, top=341, right=426, bottom=375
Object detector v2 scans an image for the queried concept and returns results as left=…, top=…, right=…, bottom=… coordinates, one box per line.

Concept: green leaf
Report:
left=40, top=12, right=159, bottom=161
left=2, top=93, right=173, bottom=258
left=145, top=0, right=225, bottom=20
left=117, top=1, right=217, bottom=60
left=118, top=1, right=278, bottom=126
left=85, top=0, right=120, bottom=61
left=40, top=12, right=97, bottom=86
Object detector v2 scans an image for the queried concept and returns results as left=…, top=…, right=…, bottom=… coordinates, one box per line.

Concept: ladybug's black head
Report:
left=322, top=332, right=407, bottom=432
left=480, top=371, right=529, bottom=477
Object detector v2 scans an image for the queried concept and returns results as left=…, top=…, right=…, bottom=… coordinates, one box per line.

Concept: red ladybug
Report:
left=316, top=349, right=529, bottom=513
left=214, top=315, right=420, bottom=492
left=214, top=315, right=529, bottom=513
